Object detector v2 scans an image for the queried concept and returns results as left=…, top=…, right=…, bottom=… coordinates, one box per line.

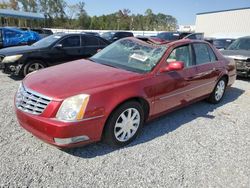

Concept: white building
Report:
left=195, top=7, right=250, bottom=38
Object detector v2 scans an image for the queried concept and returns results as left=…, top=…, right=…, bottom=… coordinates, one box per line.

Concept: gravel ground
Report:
left=0, top=72, right=249, bottom=188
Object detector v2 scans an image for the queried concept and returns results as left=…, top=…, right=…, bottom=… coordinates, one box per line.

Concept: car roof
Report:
left=53, top=33, right=100, bottom=37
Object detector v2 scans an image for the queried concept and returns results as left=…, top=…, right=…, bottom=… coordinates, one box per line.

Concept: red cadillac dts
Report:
left=15, top=38, right=236, bottom=148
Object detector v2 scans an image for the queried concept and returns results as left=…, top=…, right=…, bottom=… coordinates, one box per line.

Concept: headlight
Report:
left=15, top=83, right=24, bottom=107
left=2, top=55, right=23, bottom=63
left=56, top=94, right=90, bottom=121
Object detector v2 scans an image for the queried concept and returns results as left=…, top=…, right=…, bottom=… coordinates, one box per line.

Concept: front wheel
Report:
left=103, top=101, right=145, bottom=147
left=23, top=60, right=46, bottom=76
left=207, top=77, right=227, bottom=104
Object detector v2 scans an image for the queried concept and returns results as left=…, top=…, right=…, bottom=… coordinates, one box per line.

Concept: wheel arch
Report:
left=24, top=58, right=48, bottom=67
left=219, top=74, right=229, bottom=86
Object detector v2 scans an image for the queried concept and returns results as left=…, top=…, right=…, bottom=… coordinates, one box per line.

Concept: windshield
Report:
left=90, top=38, right=167, bottom=73
left=157, top=32, right=180, bottom=41
left=227, top=38, right=250, bottom=50
left=32, top=35, right=62, bottom=48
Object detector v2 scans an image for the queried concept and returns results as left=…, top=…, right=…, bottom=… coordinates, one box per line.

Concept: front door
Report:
left=50, top=35, right=82, bottom=65
left=153, top=44, right=198, bottom=115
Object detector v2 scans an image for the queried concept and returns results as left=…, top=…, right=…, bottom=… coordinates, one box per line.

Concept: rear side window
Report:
left=82, top=36, right=99, bottom=46
left=207, top=45, right=217, bottom=62
left=193, top=43, right=215, bottom=65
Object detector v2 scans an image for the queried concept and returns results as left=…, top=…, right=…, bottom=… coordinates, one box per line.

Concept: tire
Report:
left=207, top=77, right=227, bottom=104
left=103, top=101, right=145, bottom=147
left=23, top=60, right=46, bottom=77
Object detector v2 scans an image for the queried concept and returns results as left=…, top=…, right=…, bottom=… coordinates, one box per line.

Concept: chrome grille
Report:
left=15, top=84, right=51, bottom=115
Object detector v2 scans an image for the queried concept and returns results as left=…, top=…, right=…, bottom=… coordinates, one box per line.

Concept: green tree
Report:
left=0, top=0, right=9, bottom=9
left=18, top=0, right=37, bottom=12
left=9, top=0, right=19, bottom=10
left=144, top=9, right=154, bottom=30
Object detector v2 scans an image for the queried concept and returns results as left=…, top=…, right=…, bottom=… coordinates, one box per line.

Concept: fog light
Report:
left=54, top=136, right=89, bottom=145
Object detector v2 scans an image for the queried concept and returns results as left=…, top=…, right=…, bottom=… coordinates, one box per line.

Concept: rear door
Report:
left=81, top=35, right=102, bottom=57
left=192, top=43, right=221, bottom=97
left=153, top=44, right=198, bottom=114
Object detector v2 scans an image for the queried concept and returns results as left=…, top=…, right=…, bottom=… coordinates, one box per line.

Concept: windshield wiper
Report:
left=100, top=63, right=119, bottom=69
left=88, top=58, right=96, bottom=62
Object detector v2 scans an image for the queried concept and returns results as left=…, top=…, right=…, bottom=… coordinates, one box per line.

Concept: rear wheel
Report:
left=23, top=60, right=46, bottom=76
left=207, top=77, right=227, bottom=104
left=103, top=101, right=144, bottom=147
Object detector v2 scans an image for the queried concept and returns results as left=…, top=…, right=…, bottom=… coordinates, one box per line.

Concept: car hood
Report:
left=23, top=59, right=143, bottom=100
left=0, top=45, right=40, bottom=55
left=221, top=50, right=250, bottom=59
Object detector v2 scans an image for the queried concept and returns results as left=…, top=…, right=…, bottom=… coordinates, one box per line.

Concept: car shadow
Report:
left=65, top=87, right=245, bottom=158
left=8, top=74, right=23, bottom=81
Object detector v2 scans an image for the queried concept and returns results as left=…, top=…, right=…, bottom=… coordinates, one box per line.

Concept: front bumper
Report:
left=15, top=108, right=106, bottom=148
left=235, top=59, right=250, bottom=77
left=0, top=62, right=22, bottom=75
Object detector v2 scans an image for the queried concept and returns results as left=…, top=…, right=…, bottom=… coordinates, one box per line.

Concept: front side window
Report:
left=167, top=45, right=192, bottom=67
left=90, top=38, right=167, bottom=73
left=60, top=36, right=80, bottom=47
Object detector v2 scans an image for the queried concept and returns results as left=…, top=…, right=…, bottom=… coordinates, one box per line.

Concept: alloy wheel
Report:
left=27, top=63, right=45, bottom=74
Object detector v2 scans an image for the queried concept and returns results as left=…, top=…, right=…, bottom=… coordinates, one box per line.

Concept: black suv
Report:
left=0, top=33, right=109, bottom=76
left=101, top=31, right=134, bottom=43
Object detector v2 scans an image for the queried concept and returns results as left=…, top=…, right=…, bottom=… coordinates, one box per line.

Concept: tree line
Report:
left=0, top=0, right=178, bottom=31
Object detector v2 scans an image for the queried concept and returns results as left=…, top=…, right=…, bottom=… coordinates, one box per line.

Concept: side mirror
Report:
left=54, top=43, right=63, bottom=49
left=160, top=61, right=184, bottom=73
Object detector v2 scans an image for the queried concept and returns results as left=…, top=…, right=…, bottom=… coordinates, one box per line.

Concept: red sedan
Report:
left=15, top=38, right=236, bottom=148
